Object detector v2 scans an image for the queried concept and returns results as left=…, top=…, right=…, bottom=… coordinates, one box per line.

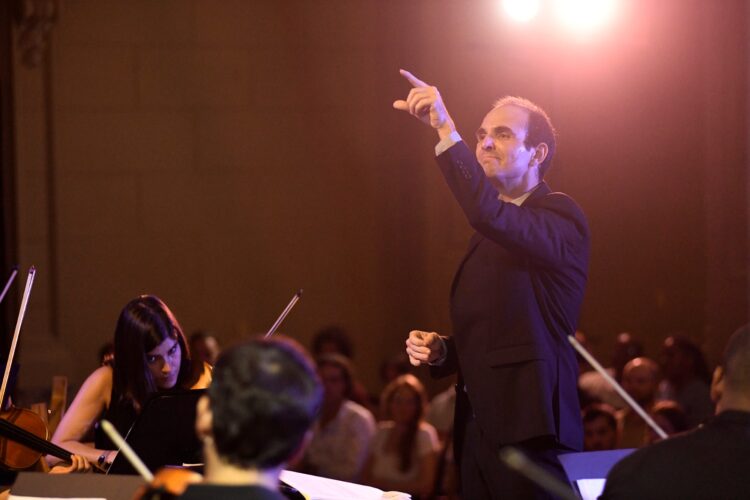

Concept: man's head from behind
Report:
left=197, top=337, right=322, bottom=470
left=712, top=325, right=750, bottom=412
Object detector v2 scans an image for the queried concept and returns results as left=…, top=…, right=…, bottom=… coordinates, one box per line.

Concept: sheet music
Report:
left=576, top=478, right=606, bottom=500
left=10, top=496, right=106, bottom=500
left=281, top=470, right=410, bottom=499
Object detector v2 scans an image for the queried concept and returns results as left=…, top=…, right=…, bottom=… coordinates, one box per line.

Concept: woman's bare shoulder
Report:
left=77, top=365, right=113, bottom=402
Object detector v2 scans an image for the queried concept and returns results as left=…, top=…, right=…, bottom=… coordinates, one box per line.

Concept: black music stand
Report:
left=107, top=389, right=205, bottom=475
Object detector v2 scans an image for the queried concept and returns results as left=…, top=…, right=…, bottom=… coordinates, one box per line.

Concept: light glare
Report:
left=554, top=0, right=618, bottom=34
left=502, top=0, right=541, bottom=23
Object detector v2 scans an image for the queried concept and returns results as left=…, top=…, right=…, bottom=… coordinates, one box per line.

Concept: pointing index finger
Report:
left=400, top=69, right=428, bottom=88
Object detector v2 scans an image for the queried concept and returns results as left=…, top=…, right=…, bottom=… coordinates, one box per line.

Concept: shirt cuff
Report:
left=428, top=336, right=449, bottom=366
left=434, top=131, right=463, bottom=157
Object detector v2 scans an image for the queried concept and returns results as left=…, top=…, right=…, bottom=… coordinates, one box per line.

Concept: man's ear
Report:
left=529, top=143, right=548, bottom=168
left=195, top=394, right=213, bottom=441
left=710, top=366, right=725, bottom=404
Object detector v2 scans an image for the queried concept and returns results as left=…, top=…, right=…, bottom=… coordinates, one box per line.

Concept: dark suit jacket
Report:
left=430, top=141, right=588, bottom=452
left=601, top=410, right=750, bottom=499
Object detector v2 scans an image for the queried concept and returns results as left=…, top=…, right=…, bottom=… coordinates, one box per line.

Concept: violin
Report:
left=0, top=267, right=83, bottom=471
left=0, top=407, right=74, bottom=470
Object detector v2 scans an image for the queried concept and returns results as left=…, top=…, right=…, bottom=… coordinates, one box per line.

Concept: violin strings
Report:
left=0, top=418, right=70, bottom=460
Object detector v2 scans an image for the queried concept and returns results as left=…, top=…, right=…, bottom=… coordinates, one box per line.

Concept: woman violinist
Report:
left=48, top=295, right=212, bottom=469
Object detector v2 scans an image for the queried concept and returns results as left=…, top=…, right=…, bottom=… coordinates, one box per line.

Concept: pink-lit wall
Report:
left=9, top=0, right=747, bottom=396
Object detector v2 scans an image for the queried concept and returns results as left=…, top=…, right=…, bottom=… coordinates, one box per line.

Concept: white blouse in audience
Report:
left=368, top=421, right=439, bottom=484
left=304, top=400, right=375, bottom=482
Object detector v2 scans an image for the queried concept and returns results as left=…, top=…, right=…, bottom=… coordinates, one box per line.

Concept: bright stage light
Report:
left=501, top=0, right=541, bottom=23
left=553, top=0, right=618, bottom=34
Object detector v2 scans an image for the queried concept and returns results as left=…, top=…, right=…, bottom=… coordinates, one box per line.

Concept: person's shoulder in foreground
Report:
left=601, top=324, right=750, bottom=500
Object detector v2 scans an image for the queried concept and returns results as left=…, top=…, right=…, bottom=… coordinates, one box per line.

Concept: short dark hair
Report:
left=312, top=325, right=354, bottom=359
left=721, top=325, right=750, bottom=393
left=493, top=96, right=557, bottom=179
left=651, top=400, right=689, bottom=434
left=582, top=403, right=617, bottom=430
left=112, top=295, right=192, bottom=410
left=208, top=337, right=322, bottom=469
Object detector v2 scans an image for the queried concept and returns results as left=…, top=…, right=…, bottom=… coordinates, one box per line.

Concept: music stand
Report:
left=558, top=449, right=635, bottom=500
left=107, top=389, right=205, bottom=475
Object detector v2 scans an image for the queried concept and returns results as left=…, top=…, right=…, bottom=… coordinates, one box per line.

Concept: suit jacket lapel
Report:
left=450, top=231, right=483, bottom=298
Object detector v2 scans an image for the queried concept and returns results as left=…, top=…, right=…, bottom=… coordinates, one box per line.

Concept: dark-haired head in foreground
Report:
left=187, top=337, right=322, bottom=497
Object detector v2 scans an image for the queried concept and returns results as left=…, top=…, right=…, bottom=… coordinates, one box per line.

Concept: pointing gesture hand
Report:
left=393, top=69, right=455, bottom=136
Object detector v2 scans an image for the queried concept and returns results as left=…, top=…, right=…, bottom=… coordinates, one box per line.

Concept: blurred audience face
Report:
left=319, top=363, right=348, bottom=406
left=190, top=332, right=220, bottom=365
left=584, top=414, right=618, bottom=451
left=389, top=386, right=420, bottom=424
left=645, top=400, right=688, bottom=444
left=622, top=357, right=659, bottom=406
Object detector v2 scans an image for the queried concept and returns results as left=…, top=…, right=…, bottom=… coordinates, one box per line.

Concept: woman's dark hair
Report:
left=111, top=295, right=192, bottom=411
left=380, top=374, right=427, bottom=473
left=651, top=400, right=689, bottom=435
left=316, top=353, right=354, bottom=400
left=209, top=337, right=322, bottom=468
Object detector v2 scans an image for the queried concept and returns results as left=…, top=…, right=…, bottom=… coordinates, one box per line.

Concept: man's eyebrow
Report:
left=492, top=126, right=514, bottom=135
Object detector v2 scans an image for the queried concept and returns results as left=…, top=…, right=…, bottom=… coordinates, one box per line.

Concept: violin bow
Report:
left=0, top=266, right=19, bottom=307
left=265, top=289, right=303, bottom=338
left=568, top=334, right=668, bottom=439
left=101, top=419, right=154, bottom=481
left=0, top=267, right=36, bottom=407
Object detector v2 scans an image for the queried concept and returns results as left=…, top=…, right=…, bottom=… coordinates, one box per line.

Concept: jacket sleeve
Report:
left=436, top=142, right=589, bottom=270
left=429, top=336, right=458, bottom=379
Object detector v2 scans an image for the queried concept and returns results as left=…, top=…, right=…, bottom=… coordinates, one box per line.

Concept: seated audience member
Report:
left=601, top=325, right=750, bottom=499
left=176, top=337, right=322, bottom=499
left=50, top=295, right=211, bottom=468
left=425, top=384, right=458, bottom=499
left=363, top=375, right=439, bottom=498
left=311, top=325, right=372, bottom=411
left=300, top=354, right=375, bottom=482
left=189, top=330, right=220, bottom=366
left=579, top=332, right=644, bottom=409
left=657, top=335, right=714, bottom=428
left=582, top=404, right=619, bottom=451
left=617, top=357, right=660, bottom=448
left=189, top=330, right=220, bottom=379
left=425, top=385, right=456, bottom=444
left=644, top=400, right=689, bottom=445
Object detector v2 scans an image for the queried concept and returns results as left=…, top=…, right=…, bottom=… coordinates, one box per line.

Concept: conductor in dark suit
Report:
left=397, top=70, right=589, bottom=499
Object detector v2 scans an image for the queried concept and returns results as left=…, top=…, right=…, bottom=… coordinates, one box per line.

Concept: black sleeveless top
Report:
left=93, top=398, right=138, bottom=450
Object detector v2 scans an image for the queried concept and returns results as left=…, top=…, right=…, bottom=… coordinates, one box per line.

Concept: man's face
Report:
left=475, top=105, right=537, bottom=189
left=584, top=416, right=618, bottom=451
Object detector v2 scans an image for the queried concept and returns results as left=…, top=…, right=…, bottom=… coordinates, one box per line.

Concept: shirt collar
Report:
left=502, top=183, right=542, bottom=206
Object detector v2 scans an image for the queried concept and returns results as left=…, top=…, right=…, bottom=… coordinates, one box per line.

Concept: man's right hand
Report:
left=393, top=70, right=456, bottom=139
left=405, top=330, right=446, bottom=366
